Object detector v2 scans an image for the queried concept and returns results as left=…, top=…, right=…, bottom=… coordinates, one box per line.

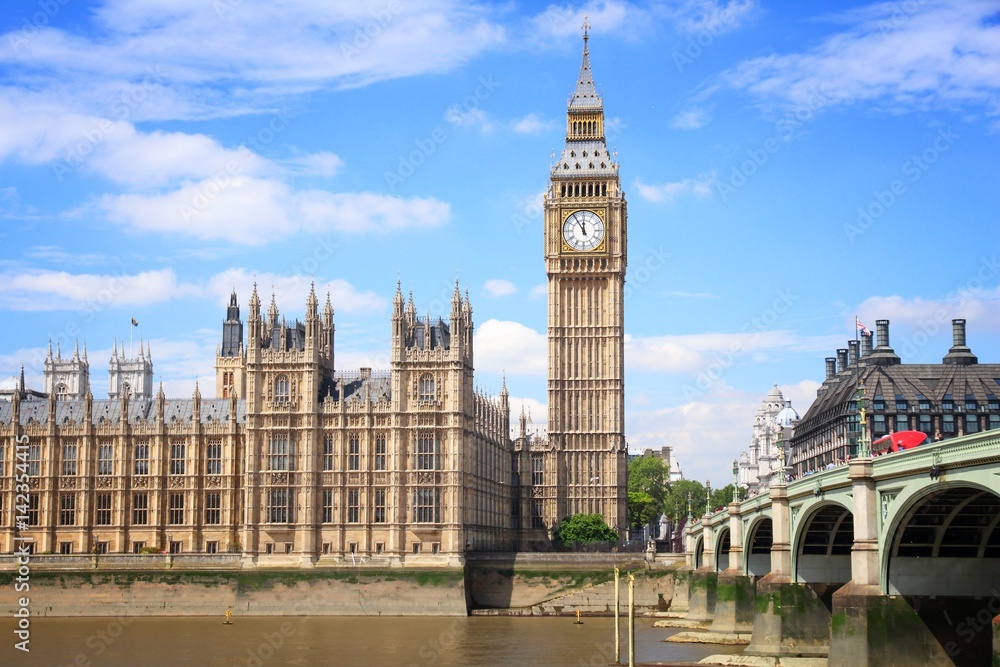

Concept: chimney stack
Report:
left=868, top=319, right=901, bottom=366
left=848, top=340, right=860, bottom=367
left=836, top=348, right=849, bottom=372
left=943, top=318, right=978, bottom=365
left=861, top=330, right=873, bottom=357
left=825, top=357, right=837, bottom=380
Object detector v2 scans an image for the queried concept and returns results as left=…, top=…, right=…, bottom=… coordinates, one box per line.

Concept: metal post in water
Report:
left=614, top=566, right=620, bottom=664
left=628, top=572, right=635, bottom=667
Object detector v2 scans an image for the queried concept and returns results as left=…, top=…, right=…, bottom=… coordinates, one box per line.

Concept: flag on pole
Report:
left=131, top=317, right=139, bottom=327
left=856, top=318, right=870, bottom=337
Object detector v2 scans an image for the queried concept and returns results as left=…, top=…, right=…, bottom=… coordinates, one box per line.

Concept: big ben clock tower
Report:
left=544, top=20, right=627, bottom=535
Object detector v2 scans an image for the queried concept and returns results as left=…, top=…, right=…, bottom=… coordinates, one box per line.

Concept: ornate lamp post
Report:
left=775, top=427, right=787, bottom=484
left=686, top=492, right=692, bottom=520
left=705, top=480, right=712, bottom=515
left=856, top=381, right=871, bottom=458
left=732, top=460, right=739, bottom=502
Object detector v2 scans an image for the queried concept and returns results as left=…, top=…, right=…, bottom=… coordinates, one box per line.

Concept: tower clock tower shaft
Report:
left=544, top=22, right=627, bottom=535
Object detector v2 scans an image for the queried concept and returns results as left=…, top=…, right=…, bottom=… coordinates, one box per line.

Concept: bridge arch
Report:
left=715, top=526, right=730, bottom=572
left=744, top=515, right=772, bottom=578
left=881, top=478, right=1000, bottom=596
left=791, top=497, right=853, bottom=585
left=693, top=535, right=704, bottom=569
left=879, top=479, right=1000, bottom=666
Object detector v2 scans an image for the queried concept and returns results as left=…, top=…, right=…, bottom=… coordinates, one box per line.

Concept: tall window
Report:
left=347, top=488, right=360, bottom=523
left=267, top=489, right=289, bottom=523
left=895, top=415, right=908, bottom=433
left=134, top=442, right=150, bottom=475
left=418, top=373, right=435, bottom=402
left=274, top=375, right=290, bottom=403
left=416, top=434, right=436, bottom=470
left=322, top=489, right=333, bottom=523
left=268, top=434, right=291, bottom=471
left=170, top=442, right=186, bottom=475
left=132, top=493, right=148, bottom=525
left=26, top=494, right=39, bottom=526
left=413, top=488, right=440, bottom=523
left=990, top=414, right=1000, bottom=431
left=943, top=414, right=956, bottom=434
left=374, top=435, right=387, bottom=470
left=204, top=492, right=221, bottom=524
left=872, top=414, right=886, bottom=436
left=0, top=444, right=5, bottom=477
left=59, top=493, right=76, bottom=525
left=206, top=440, right=222, bottom=475
left=965, top=414, right=979, bottom=434
left=322, top=435, right=334, bottom=471
left=531, top=456, right=544, bottom=486
left=348, top=435, right=360, bottom=471
left=62, top=442, right=78, bottom=476
left=532, top=499, right=545, bottom=529
left=918, top=414, right=932, bottom=436
left=98, top=442, right=114, bottom=476
left=28, top=443, right=40, bottom=477
left=168, top=492, right=185, bottom=525
left=373, top=489, right=387, bottom=523
left=95, top=493, right=112, bottom=525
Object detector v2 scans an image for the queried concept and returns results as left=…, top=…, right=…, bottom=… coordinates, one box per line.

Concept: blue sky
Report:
left=1, top=0, right=998, bottom=487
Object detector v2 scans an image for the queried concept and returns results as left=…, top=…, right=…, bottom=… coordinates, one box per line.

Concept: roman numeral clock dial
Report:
left=562, top=209, right=605, bottom=252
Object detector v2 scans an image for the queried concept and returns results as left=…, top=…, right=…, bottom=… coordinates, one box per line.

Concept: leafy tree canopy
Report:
left=555, top=513, right=619, bottom=545
left=627, top=490, right=658, bottom=529
left=626, top=456, right=669, bottom=517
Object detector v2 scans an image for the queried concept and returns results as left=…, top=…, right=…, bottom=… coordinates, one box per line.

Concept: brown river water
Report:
left=1, top=615, right=742, bottom=666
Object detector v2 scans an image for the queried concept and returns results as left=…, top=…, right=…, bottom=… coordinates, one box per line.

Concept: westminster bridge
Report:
left=677, top=428, right=1000, bottom=667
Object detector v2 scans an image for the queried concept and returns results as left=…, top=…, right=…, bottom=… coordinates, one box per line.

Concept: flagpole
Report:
left=130, top=318, right=133, bottom=358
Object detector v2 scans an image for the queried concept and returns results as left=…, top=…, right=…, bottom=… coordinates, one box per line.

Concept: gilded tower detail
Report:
left=543, top=23, right=628, bottom=534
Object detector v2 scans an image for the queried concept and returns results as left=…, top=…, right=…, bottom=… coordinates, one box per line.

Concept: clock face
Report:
left=563, top=210, right=605, bottom=251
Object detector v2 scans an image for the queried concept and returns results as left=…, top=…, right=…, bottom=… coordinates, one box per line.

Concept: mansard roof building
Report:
left=0, top=282, right=513, bottom=564
left=789, top=319, right=1000, bottom=476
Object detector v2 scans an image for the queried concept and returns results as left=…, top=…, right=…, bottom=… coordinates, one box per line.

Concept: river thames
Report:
left=2, top=615, right=742, bottom=666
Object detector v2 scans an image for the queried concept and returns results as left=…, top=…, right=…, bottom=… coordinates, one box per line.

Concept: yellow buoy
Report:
left=224, top=608, right=233, bottom=625
left=574, top=609, right=584, bottom=624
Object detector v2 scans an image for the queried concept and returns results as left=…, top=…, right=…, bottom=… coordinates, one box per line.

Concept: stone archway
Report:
left=882, top=484, right=1000, bottom=667
left=745, top=517, right=772, bottom=578
left=715, top=527, right=730, bottom=572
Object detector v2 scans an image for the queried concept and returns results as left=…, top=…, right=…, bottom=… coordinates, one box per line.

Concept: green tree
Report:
left=626, top=456, right=669, bottom=528
left=627, top=490, right=658, bottom=529
left=555, top=513, right=619, bottom=545
left=662, top=479, right=706, bottom=521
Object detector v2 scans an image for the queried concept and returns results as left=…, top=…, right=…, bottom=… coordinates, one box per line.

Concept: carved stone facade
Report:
left=0, top=282, right=513, bottom=564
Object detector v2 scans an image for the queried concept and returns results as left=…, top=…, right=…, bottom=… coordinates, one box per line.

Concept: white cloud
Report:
left=207, top=269, right=387, bottom=315
left=0, top=1, right=506, bottom=120
left=483, top=279, right=517, bottom=297
left=670, top=107, right=710, bottom=129
left=0, top=268, right=199, bottom=311
left=281, top=151, right=345, bottom=178
left=98, top=179, right=451, bottom=245
left=527, top=1, right=636, bottom=42
left=444, top=105, right=495, bottom=133
left=511, top=113, right=556, bottom=134
left=474, top=319, right=546, bottom=375
left=718, top=0, right=1000, bottom=115
left=633, top=173, right=715, bottom=202
left=665, top=0, right=757, bottom=35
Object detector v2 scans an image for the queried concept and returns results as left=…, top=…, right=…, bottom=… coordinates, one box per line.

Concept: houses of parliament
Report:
left=0, top=26, right=629, bottom=563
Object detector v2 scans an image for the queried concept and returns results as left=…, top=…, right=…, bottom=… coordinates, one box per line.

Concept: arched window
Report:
left=274, top=375, right=290, bottom=403
left=419, top=373, right=435, bottom=402
left=56, top=383, right=68, bottom=400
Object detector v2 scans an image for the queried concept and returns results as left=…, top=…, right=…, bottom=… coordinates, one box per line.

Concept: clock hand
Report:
left=579, top=219, right=587, bottom=236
